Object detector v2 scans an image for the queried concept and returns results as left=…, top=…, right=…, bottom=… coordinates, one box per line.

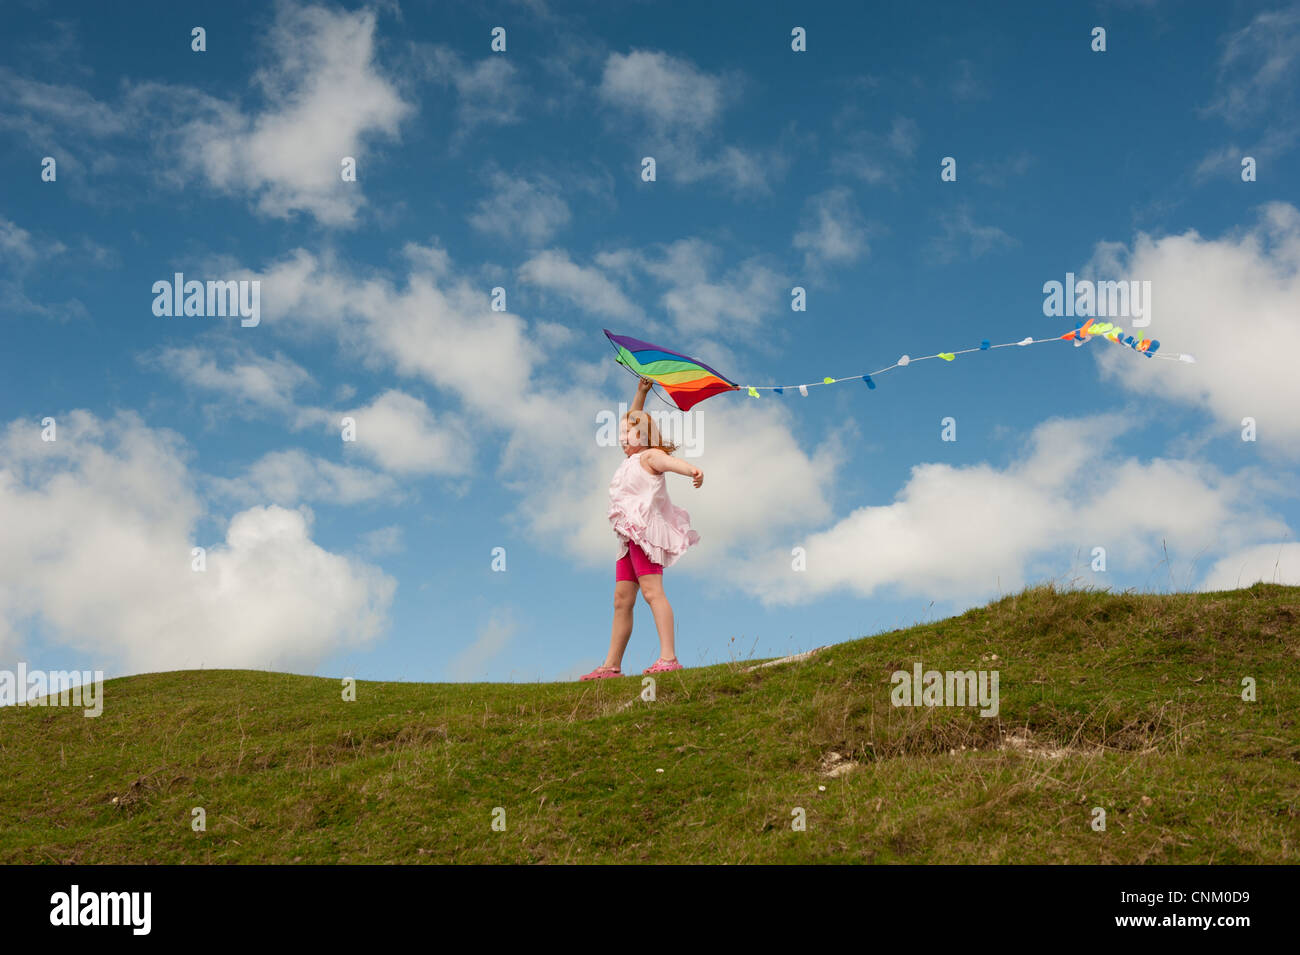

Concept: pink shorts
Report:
left=616, top=539, right=664, bottom=581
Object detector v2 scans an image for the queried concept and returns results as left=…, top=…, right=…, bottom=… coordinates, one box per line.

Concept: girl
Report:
left=580, top=375, right=702, bottom=680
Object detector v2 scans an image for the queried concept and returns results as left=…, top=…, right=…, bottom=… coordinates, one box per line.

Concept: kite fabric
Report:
left=604, top=318, right=1193, bottom=411
left=604, top=328, right=741, bottom=411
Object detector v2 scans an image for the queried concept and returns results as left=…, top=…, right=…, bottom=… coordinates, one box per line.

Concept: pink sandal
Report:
left=643, top=658, right=683, bottom=674
left=579, top=665, right=622, bottom=681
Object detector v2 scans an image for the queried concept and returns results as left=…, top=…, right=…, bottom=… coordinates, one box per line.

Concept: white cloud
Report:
left=0, top=67, right=131, bottom=138
left=469, top=170, right=571, bottom=245
left=793, top=188, right=872, bottom=272
left=0, top=410, right=395, bottom=671
left=0, top=216, right=81, bottom=320
left=598, top=50, right=728, bottom=131
left=141, top=347, right=477, bottom=482
left=634, top=239, right=787, bottom=336
left=0, top=215, right=73, bottom=272
left=951, top=60, right=988, bottom=102
left=210, top=449, right=399, bottom=506
left=0, top=217, right=43, bottom=263
left=240, top=237, right=780, bottom=426
left=523, top=240, right=785, bottom=338
left=725, top=413, right=1288, bottom=607
left=0, top=4, right=412, bottom=222
left=518, top=249, right=645, bottom=321
left=343, top=389, right=473, bottom=476
left=239, top=246, right=542, bottom=417
left=230, top=246, right=607, bottom=554
left=1206, top=4, right=1300, bottom=122
left=447, top=609, right=517, bottom=680
left=972, top=152, right=1035, bottom=187
left=666, top=141, right=785, bottom=194
left=831, top=156, right=890, bottom=185
left=359, top=525, right=405, bottom=556
left=1192, top=126, right=1299, bottom=182
left=144, top=345, right=316, bottom=421
left=887, top=117, right=920, bottom=156
left=830, top=115, right=920, bottom=187
left=1082, top=201, right=1300, bottom=453
left=0, top=281, right=87, bottom=322
left=596, top=49, right=784, bottom=195
left=523, top=399, right=841, bottom=575
left=167, top=3, right=412, bottom=224
left=929, top=205, right=1017, bottom=263
left=422, top=44, right=524, bottom=144
left=1199, top=542, right=1300, bottom=590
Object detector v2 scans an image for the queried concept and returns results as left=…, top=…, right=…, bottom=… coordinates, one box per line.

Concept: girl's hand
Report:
left=636, top=376, right=653, bottom=395
left=690, top=466, right=703, bottom=488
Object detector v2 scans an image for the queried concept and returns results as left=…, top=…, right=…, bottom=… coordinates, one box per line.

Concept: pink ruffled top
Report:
left=608, top=450, right=700, bottom=567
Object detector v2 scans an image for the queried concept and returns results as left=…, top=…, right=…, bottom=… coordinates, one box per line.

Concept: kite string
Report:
left=736, top=332, right=1188, bottom=393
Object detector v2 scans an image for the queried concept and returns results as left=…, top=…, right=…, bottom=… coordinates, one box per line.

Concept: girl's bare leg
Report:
left=635, top=574, right=676, bottom=661
left=603, top=580, right=640, bottom=668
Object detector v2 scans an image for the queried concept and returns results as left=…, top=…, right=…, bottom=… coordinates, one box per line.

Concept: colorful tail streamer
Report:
left=606, top=321, right=1193, bottom=410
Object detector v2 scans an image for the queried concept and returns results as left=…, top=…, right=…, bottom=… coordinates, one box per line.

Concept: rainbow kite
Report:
left=604, top=329, right=741, bottom=411
left=605, top=319, right=1193, bottom=411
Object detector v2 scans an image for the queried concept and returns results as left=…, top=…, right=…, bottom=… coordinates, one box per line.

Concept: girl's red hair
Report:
left=623, top=410, right=678, bottom=455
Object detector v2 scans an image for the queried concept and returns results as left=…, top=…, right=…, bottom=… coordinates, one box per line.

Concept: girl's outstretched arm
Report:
left=643, top=449, right=704, bottom=488
left=630, top=375, right=652, bottom=412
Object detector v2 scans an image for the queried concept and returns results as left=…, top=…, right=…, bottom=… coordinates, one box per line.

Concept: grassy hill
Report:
left=2, top=583, right=1297, bottom=863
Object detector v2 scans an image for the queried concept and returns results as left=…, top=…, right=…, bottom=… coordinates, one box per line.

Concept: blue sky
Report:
left=1, top=0, right=1297, bottom=685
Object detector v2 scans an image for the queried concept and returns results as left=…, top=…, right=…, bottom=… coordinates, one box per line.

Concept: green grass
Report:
left=2, top=582, right=1298, bottom=863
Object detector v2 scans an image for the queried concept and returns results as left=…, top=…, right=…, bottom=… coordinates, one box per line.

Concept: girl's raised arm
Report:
left=630, top=375, right=653, bottom=411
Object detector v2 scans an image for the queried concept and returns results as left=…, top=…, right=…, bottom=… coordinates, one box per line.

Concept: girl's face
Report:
left=619, top=415, right=648, bottom=453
